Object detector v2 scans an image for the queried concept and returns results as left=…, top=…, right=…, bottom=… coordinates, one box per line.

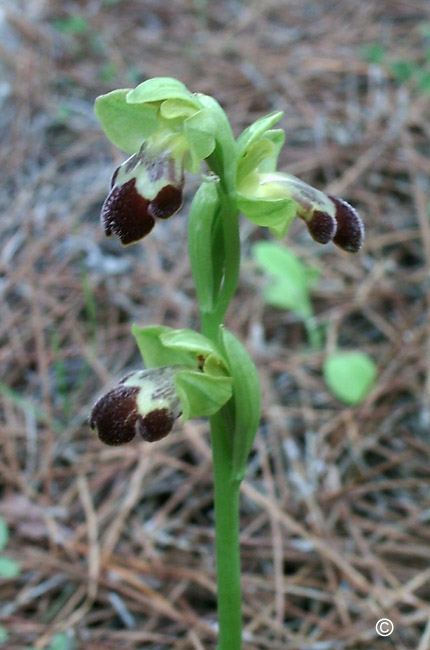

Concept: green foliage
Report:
left=27, top=632, right=72, bottom=650
left=323, top=351, right=377, bottom=405
left=0, top=556, right=20, bottom=579
left=0, top=624, right=9, bottom=644
left=0, top=515, right=20, bottom=579
left=359, top=39, right=430, bottom=95
left=0, top=517, right=8, bottom=552
left=53, top=16, right=89, bottom=35
left=252, top=241, right=322, bottom=347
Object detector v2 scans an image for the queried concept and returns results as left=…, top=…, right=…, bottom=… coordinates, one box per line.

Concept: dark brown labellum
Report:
left=329, top=195, right=364, bottom=253
left=101, top=178, right=156, bottom=245
left=306, top=210, right=337, bottom=244
left=136, top=408, right=176, bottom=442
left=90, top=385, right=139, bottom=446
left=149, top=185, right=183, bottom=220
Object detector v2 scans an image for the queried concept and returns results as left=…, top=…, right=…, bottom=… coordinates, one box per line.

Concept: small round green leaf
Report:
left=323, top=351, right=377, bottom=405
left=0, top=556, right=21, bottom=578
left=0, top=624, right=9, bottom=643
left=0, top=517, right=9, bottom=553
left=49, top=633, right=70, bottom=650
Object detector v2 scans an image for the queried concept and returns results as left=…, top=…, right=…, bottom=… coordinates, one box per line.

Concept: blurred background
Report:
left=1, top=1, right=429, bottom=649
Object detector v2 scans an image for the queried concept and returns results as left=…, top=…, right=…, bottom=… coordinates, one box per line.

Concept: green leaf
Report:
left=0, top=556, right=21, bottom=578
left=323, top=351, right=377, bottom=405
left=0, top=624, right=9, bottom=643
left=236, top=111, right=284, bottom=158
left=53, top=16, right=89, bottom=35
left=237, top=194, right=297, bottom=238
left=49, top=633, right=70, bottom=650
left=175, top=370, right=232, bottom=422
left=188, top=181, right=222, bottom=311
left=253, top=242, right=319, bottom=320
left=359, top=42, right=386, bottom=64
left=126, top=77, right=200, bottom=107
left=0, top=517, right=9, bottom=553
left=390, top=59, right=415, bottom=83
left=220, top=328, right=261, bottom=481
left=94, top=89, right=158, bottom=153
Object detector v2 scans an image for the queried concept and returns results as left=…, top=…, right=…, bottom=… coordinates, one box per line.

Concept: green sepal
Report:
left=236, top=138, right=275, bottom=186
left=94, top=89, right=158, bottom=153
left=132, top=324, right=228, bottom=370
left=175, top=370, right=233, bottom=422
left=161, top=329, right=226, bottom=364
left=132, top=325, right=196, bottom=368
left=196, top=94, right=237, bottom=190
left=220, top=327, right=261, bottom=481
left=183, top=109, right=216, bottom=173
left=188, top=181, right=222, bottom=311
left=236, top=111, right=284, bottom=159
left=126, top=77, right=200, bottom=107
left=237, top=194, right=297, bottom=238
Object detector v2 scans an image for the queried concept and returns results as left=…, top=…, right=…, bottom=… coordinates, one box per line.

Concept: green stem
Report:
left=198, top=117, right=243, bottom=649
left=209, top=410, right=242, bottom=650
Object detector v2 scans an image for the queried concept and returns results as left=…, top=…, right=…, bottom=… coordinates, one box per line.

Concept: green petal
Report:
left=160, top=328, right=225, bottom=364
left=236, top=138, right=275, bottom=186
left=257, top=129, right=285, bottom=173
left=160, top=98, right=199, bottom=119
left=95, top=89, right=158, bottom=153
left=126, top=77, right=200, bottom=107
left=237, top=193, right=297, bottom=237
left=183, top=109, right=216, bottom=173
left=236, top=111, right=284, bottom=158
left=132, top=325, right=196, bottom=368
left=175, top=370, right=232, bottom=422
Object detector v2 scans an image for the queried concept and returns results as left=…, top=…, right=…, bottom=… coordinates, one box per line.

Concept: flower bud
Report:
left=90, top=366, right=185, bottom=446
left=101, top=140, right=185, bottom=246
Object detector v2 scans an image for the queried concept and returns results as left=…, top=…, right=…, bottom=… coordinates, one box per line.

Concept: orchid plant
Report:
left=90, top=77, right=364, bottom=649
